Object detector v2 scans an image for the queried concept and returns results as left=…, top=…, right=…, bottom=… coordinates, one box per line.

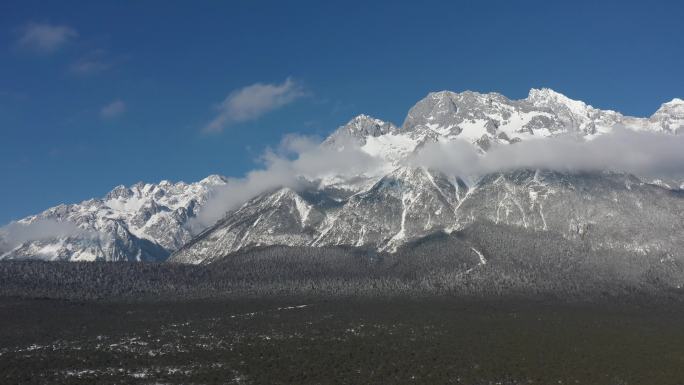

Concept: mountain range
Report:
left=1, top=88, right=683, bottom=265
left=0, top=176, right=227, bottom=261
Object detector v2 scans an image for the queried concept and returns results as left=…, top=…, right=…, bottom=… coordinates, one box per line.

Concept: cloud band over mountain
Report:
left=409, top=129, right=684, bottom=179
left=189, top=129, right=684, bottom=231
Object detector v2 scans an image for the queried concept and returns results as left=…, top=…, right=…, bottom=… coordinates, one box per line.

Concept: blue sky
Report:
left=1, top=0, right=683, bottom=224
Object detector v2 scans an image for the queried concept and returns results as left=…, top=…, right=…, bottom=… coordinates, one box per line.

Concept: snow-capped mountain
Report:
left=170, top=167, right=684, bottom=264
left=170, top=89, right=684, bottom=264
left=640, top=97, right=684, bottom=133
left=456, top=170, right=684, bottom=254
left=323, top=114, right=398, bottom=146
left=347, top=88, right=681, bottom=162
left=0, top=176, right=227, bottom=261
left=3, top=88, right=683, bottom=263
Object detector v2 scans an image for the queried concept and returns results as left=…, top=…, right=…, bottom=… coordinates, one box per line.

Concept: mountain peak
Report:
left=527, top=88, right=589, bottom=114
left=664, top=97, right=684, bottom=106
left=344, top=114, right=395, bottom=135
left=427, top=90, right=458, bottom=99
left=650, top=97, right=684, bottom=133
left=526, top=87, right=575, bottom=102
left=402, top=91, right=461, bottom=132
left=527, top=87, right=563, bottom=98
left=653, top=97, right=684, bottom=114
left=200, top=174, right=228, bottom=185
left=657, top=98, right=684, bottom=112
left=349, top=113, right=383, bottom=123
left=324, top=114, right=397, bottom=146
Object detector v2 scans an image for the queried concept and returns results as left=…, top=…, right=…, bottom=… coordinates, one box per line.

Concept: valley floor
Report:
left=1, top=297, right=684, bottom=384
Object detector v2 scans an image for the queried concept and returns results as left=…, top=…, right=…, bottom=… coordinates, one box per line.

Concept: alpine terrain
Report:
left=0, top=176, right=227, bottom=261
left=2, top=89, right=683, bottom=266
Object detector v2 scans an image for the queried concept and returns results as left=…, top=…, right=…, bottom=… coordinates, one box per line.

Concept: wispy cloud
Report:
left=17, top=22, right=77, bottom=54
left=100, top=100, right=126, bottom=119
left=189, top=134, right=383, bottom=230
left=0, top=219, right=86, bottom=253
left=70, top=49, right=112, bottom=75
left=203, top=77, right=306, bottom=134
left=191, top=128, right=684, bottom=231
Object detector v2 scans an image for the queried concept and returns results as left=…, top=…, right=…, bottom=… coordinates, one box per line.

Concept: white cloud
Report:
left=203, top=77, right=306, bottom=133
left=191, top=128, right=684, bottom=231
left=0, top=219, right=86, bottom=253
left=100, top=100, right=126, bottom=119
left=17, top=22, right=77, bottom=54
left=189, top=134, right=383, bottom=230
left=408, top=129, right=684, bottom=178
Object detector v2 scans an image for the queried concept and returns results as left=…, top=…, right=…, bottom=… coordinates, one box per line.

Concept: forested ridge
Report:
left=1, top=221, right=681, bottom=302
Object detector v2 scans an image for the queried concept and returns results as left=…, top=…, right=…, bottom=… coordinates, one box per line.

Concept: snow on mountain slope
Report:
left=337, top=88, right=675, bottom=163
left=455, top=170, right=684, bottom=255
left=5, top=88, right=684, bottom=263
left=169, top=88, right=684, bottom=264
left=630, top=98, right=684, bottom=134
left=169, top=166, right=684, bottom=264
left=0, top=176, right=227, bottom=261
left=170, top=166, right=469, bottom=263
left=171, top=187, right=324, bottom=264
left=313, top=167, right=467, bottom=251
left=323, top=114, right=398, bottom=147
